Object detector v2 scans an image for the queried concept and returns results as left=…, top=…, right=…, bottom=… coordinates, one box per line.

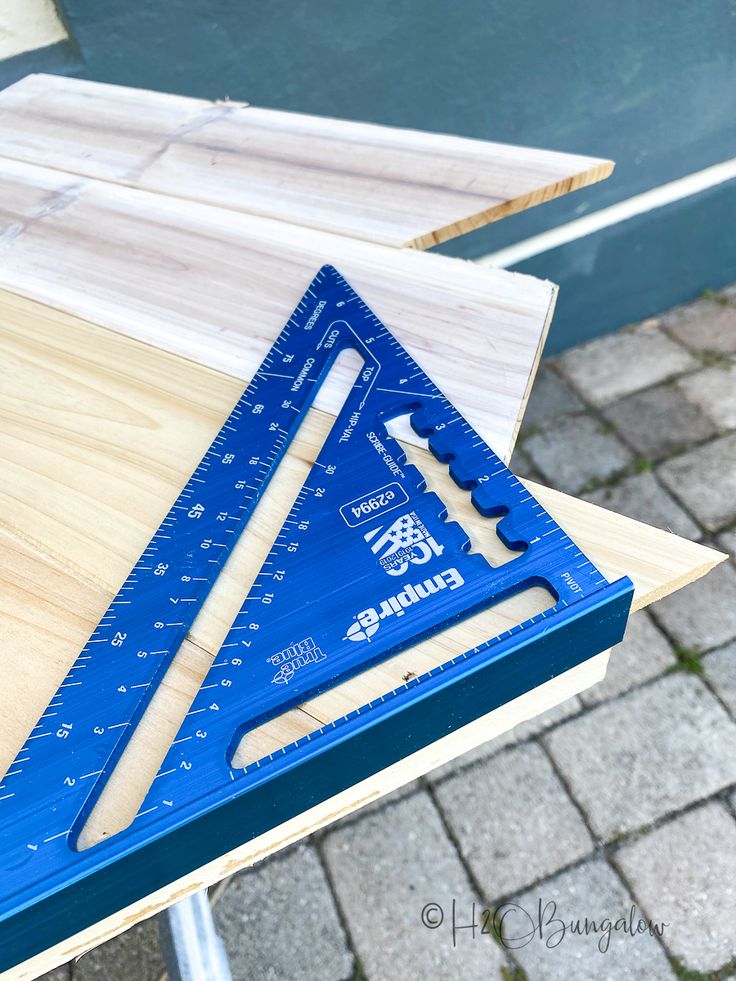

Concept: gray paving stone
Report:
left=658, top=433, right=736, bottom=531
left=489, top=694, right=584, bottom=753
left=603, top=383, right=715, bottom=460
left=584, top=471, right=700, bottom=540
left=427, top=696, right=582, bottom=783
left=703, top=641, right=736, bottom=717
left=717, top=527, right=736, bottom=559
left=343, top=778, right=422, bottom=820
left=322, top=791, right=505, bottom=980
left=509, top=444, right=540, bottom=481
left=213, top=844, right=352, bottom=981
left=74, top=919, right=163, bottom=981
left=580, top=612, right=676, bottom=707
left=557, top=322, right=695, bottom=406
left=544, top=673, right=736, bottom=838
left=524, top=414, right=633, bottom=494
left=37, top=967, right=70, bottom=981
left=651, top=560, right=736, bottom=651
left=662, top=296, right=736, bottom=353
left=520, top=364, right=586, bottom=433
left=615, top=801, right=736, bottom=973
left=434, top=742, right=593, bottom=898
left=507, top=859, right=674, bottom=980
left=677, top=360, right=736, bottom=430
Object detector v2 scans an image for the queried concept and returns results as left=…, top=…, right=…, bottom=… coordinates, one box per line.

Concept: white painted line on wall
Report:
left=0, top=0, right=69, bottom=61
left=478, top=155, right=736, bottom=269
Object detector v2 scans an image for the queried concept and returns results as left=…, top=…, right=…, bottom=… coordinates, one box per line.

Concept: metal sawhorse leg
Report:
left=159, top=890, right=233, bottom=981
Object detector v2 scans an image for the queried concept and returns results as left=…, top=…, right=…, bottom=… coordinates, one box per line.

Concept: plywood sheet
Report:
left=0, top=77, right=719, bottom=978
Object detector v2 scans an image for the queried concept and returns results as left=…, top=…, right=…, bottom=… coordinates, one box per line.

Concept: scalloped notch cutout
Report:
left=385, top=413, right=527, bottom=566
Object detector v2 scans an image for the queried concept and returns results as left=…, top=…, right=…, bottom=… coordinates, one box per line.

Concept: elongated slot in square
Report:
left=76, top=348, right=363, bottom=849
left=232, top=582, right=557, bottom=768
left=232, top=420, right=553, bottom=768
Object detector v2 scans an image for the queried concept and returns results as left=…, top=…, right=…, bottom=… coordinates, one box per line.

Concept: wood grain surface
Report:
left=0, top=155, right=558, bottom=461
left=0, top=74, right=613, bottom=249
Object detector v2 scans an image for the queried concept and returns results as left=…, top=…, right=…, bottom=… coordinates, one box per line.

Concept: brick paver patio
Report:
left=55, top=289, right=736, bottom=981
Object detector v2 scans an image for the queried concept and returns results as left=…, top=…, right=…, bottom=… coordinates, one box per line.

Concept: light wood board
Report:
left=0, top=73, right=614, bottom=249
left=0, top=154, right=556, bottom=461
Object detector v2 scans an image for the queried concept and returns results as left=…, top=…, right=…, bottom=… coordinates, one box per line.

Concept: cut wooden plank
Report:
left=0, top=156, right=556, bottom=462
left=0, top=74, right=614, bottom=249
left=0, top=74, right=241, bottom=181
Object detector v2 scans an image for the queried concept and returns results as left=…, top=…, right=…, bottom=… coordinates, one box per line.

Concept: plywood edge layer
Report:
left=511, top=279, right=559, bottom=451
left=407, top=158, right=615, bottom=249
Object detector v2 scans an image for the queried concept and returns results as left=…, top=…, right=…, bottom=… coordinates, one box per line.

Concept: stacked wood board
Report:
left=0, top=74, right=723, bottom=979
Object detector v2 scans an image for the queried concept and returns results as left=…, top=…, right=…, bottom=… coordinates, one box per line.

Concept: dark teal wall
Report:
left=519, top=180, right=736, bottom=353
left=2, top=2, right=735, bottom=350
